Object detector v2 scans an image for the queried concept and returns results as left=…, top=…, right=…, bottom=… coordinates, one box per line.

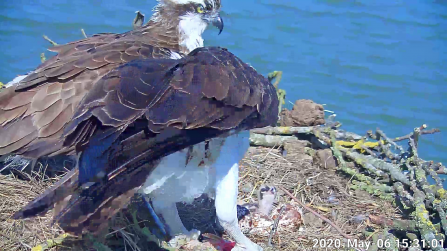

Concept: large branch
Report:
left=250, top=126, right=314, bottom=135
left=368, top=215, right=436, bottom=232
left=350, top=180, right=394, bottom=201
left=411, top=188, right=445, bottom=251
left=249, top=132, right=298, bottom=147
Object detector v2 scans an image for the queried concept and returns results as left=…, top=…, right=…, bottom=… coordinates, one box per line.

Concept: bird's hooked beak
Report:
left=206, top=14, right=224, bottom=35
left=213, top=15, right=224, bottom=35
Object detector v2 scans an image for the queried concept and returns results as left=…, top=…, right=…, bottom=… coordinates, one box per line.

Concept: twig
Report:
left=81, top=28, right=88, bottom=38
left=393, top=128, right=440, bottom=142
left=278, top=186, right=353, bottom=240
left=267, top=71, right=283, bottom=88
left=377, top=140, right=400, bottom=161
left=360, top=144, right=377, bottom=157
left=40, top=53, right=46, bottom=63
left=421, top=161, right=443, bottom=188
left=409, top=138, right=419, bottom=165
left=268, top=205, right=286, bottom=246
left=393, top=182, right=413, bottom=209
left=376, top=129, right=405, bottom=153
left=42, top=35, right=58, bottom=46
left=433, top=162, right=446, bottom=175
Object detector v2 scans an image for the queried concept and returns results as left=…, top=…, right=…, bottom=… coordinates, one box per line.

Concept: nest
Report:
left=237, top=144, right=398, bottom=250
left=0, top=141, right=400, bottom=251
left=0, top=169, right=64, bottom=250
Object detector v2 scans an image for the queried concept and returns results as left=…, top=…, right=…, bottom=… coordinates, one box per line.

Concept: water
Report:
left=0, top=0, right=446, bottom=185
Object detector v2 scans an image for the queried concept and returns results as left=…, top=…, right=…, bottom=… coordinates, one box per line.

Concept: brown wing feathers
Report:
left=9, top=46, right=278, bottom=235
left=0, top=36, right=173, bottom=158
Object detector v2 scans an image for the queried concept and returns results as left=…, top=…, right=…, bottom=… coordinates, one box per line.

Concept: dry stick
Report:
left=81, top=28, right=88, bottom=38
left=278, top=186, right=353, bottom=240
left=342, top=150, right=384, bottom=177
left=368, top=215, right=421, bottom=232
left=250, top=126, right=314, bottom=135
left=376, top=129, right=405, bottom=153
left=421, top=161, right=443, bottom=188
left=249, top=132, right=297, bottom=147
left=42, top=35, right=58, bottom=46
left=377, top=140, right=400, bottom=161
left=361, top=154, right=410, bottom=186
left=408, top=128, right=446, bottom=250
left=40, top=52, right=46, bottom=63
left=268, top=205, right=286, bottom=246
left=393, top=128, right=441, bottom=142
left=434, top=163, right=446, bottom=175
left=360, top=145, right=377, bottom=157
left=393, top=182, right=413, bottom=209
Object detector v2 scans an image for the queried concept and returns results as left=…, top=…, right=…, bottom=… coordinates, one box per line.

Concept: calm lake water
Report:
left=0, top=0, right=446, bottom=185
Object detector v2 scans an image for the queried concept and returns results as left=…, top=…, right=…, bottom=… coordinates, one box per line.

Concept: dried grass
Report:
left=0, top=143, right=401, bottom=251
left=0, top=168, right=64, bottom=251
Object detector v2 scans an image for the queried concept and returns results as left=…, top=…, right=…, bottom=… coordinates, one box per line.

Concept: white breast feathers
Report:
left=178, top=12, right=208, bottom=53
left=139, top=131, right=250, bottom=206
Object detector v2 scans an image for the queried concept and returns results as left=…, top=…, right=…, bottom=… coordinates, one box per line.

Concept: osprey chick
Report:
left=239, top=185, right=304, bottom=238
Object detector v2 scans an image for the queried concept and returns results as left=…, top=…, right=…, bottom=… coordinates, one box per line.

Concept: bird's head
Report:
left=160, top=0, right=223, bottom=33
left=151, top=0, right=223, bottom=53
left=257, top=185, right=277, bottom=215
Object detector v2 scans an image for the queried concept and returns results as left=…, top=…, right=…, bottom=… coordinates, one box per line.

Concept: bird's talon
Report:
left=166, top=229, right=201, bottom=247
left=187, top=229, right=201, bottom=240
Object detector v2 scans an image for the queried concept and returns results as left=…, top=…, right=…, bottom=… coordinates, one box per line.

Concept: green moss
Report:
left=350, top=180, right=394, bottom=201
left=414, top=168, right=425, bottom=182
left=437, top=188, right=446, bottom=199
left=415, top=204, right=436, bottom=231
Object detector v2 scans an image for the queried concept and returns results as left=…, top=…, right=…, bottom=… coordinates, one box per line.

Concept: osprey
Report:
left=2, top=0, right=278, bottom=250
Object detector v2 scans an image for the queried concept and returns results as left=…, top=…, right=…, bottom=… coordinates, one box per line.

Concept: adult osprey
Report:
left=2, top=0, right=278, bottom=250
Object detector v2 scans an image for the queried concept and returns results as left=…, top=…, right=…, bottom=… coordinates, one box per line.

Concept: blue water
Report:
left=0, top=0, right=446, bottom=185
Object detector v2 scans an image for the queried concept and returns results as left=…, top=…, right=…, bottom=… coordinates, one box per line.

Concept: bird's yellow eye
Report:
left=197, top=6, right=204, bottom=13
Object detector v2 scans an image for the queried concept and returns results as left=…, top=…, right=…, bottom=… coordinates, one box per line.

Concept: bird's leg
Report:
left=151, top=199, right=201, bottom=241
left=215, top=162, right=262, bottom=251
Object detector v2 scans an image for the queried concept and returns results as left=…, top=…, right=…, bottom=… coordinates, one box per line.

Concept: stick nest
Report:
left=0, top=142, right=400, bottom=251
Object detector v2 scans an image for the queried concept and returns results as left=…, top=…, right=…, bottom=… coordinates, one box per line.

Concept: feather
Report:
left=58, top=67, right=85, bottom=80
left=38, top=104, right=73, bottom=138
left=124, top=46, right=141, bottom=56
left=0, top=105, right=28, bottom=126
left=33, top=100, right=66, bottom=128
left=12, top=168, right=79, bottom=218
left=30, top=92, right=60, bottom=112
left=2, top=91, right=35, bottom=110
left=103, top=51, right=124, bottom=64
left=0, top=130, right=37, bottom=155
left=46, top=82, right=63, bottom=95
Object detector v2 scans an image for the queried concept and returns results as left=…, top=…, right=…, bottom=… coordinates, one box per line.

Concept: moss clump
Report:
left=414, top=204, right=436, bottom=231
left=436, top=188, right=446, bottom=199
